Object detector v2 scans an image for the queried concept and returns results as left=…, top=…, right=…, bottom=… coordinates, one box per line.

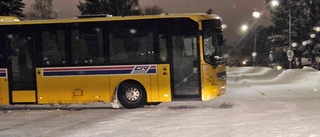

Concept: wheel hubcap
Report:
left=125, top=87, right=141, bottom=102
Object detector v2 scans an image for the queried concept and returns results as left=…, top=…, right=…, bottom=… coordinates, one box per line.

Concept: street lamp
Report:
left=271, top=0, right=280, bottom=7
left=252, top=11, right=261, bottom=19
left=252, top=10, right=273, bottom=22
left=241, top=24, right=248, bottom=32
left=314, top=26, right=320, bottom=32
left=271, top=0, right=293, bottom=68
left=310, top=34, right=316, bottom=38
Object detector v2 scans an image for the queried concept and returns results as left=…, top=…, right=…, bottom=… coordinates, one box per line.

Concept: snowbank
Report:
left=272, top=67, right=320, bottom=86
left=227, top=67, right=283, bottom=86
left=226, top=66, right=320, bottom=100
left=227, top=66, right=320, bottom=87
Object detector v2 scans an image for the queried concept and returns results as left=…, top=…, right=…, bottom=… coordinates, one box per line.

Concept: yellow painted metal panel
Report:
left=0, top=78, right=9, bottom=105
left=148, top=64, right=172, bottom=102
left=36, top=68, right=110, bottom=104
left=37, top=66, right=161, bottom=104
left=150, top=74, right=159, bottom=102
left=216, top=64, right=227, bottom=96
left=37, top=76, right=110, bottom=104
left=12, top=90, right=36, bottom=103
left=201, top=79, right=219, bottom=101
left=201, top=64, right=220, bottom=101
left=157, top=64, right=171, bottom=102
left=37, top=65, right=163, bottom=104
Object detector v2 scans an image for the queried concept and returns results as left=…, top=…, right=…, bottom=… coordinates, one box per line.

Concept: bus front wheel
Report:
left=117, top=82, right=146, bottom=109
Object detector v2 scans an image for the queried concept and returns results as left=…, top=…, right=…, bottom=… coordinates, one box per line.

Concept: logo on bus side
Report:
left=132, top=65, right=151, bottom=74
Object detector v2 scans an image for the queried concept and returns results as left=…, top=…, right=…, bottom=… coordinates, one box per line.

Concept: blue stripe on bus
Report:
left=0, top=73, right=6, bottom=77
left=42, top=65, right=158, bottom=77
left=43, top=70, right=133, bottom=76
left=147, top=69, right=156, bottom=73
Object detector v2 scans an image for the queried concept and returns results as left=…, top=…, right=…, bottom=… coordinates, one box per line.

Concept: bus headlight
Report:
left=219, top=86, right=226, bottom=95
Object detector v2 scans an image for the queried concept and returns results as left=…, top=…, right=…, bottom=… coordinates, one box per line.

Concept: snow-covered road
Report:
left=1, top=67, right=320, bottom=137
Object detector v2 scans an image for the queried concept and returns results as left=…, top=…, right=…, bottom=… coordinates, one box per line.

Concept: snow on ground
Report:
left=1, top=66, right=320, bottom=137
left=227, top=66, right=320, bottom=97
left=222, top=66, right=320, bottom=137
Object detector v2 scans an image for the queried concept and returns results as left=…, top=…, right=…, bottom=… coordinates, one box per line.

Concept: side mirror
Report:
left=217, top=33, right=223, bottom=46
left=212, top=56, right=226, bottom=66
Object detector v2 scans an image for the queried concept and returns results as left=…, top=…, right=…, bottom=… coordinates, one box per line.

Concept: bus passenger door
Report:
left=171, top=36, right=201, bottom=100
left=6, top=33, right=37, bottom=103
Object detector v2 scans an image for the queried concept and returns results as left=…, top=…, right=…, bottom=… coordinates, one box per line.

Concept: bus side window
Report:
left=109, top=34, right=126, bottom=63
left=109, top=30, right=154, bottom=64
left=124, top=39, right=141, bottom=62
left=41, top=30, right=66, bottom=66
left=159, top=34, right=168, bottom=62
left=71, top=28, right=104, bottom=65
left=183, top=37, right=197, bottom=57
left=139, top=32, right=154, bottom=62
left=0, top=34, right=5, bottom=67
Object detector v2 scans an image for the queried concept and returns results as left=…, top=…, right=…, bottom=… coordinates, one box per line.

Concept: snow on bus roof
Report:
left=0, top=16, right=20, bottom=22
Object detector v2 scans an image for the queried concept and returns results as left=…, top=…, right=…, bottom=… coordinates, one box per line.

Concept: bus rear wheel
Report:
left=117, top=82, right=146, bottom=109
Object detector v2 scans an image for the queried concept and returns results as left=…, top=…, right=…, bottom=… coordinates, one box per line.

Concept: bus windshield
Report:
left=203, top=35, right=216, bottom=64
left=202, top=19, right=223, bottom=65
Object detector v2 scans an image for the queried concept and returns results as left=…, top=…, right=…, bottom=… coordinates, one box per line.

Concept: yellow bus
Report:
left=0, top=13, right=226, bottom=109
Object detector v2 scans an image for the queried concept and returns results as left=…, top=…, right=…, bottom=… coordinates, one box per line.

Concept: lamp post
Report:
left=288, top=5, right=293, bottom=69
left=252, top=11, right=260, bottom=67
left=240, top=24, right=257, bottom=66
left=252, top=29, right=258, bottom=66
left=271, top=0, right=293, bottom=69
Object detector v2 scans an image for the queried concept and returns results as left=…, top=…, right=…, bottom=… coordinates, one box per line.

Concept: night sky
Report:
left=22, top=0, right=269, bottom=44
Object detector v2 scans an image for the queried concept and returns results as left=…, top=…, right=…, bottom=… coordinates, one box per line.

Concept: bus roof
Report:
left=0, top=13, right=221, bottom=26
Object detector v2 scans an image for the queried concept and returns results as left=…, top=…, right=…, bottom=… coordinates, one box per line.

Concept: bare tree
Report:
left=25, top=0, right=57, bottom=20
left=0, top=0, right=25, bottom=17
left=77, top=0, right=140, bottom=16
left=143, top=5, right=164, bottom=15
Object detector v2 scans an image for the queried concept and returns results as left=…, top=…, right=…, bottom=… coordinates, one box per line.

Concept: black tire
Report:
left=117, top=82, right=146, bottom=109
